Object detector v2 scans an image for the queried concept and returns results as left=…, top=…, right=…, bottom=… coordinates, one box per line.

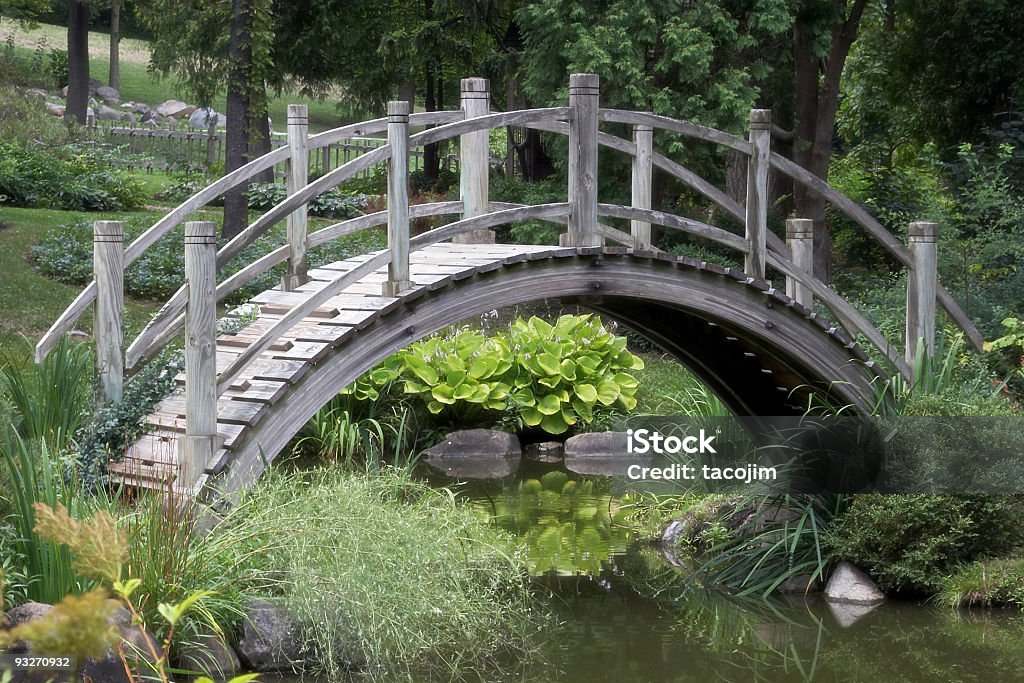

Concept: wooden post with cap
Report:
left=906, top=221, right=938, bottom=364
left=93, top=220, right=124, bottom=404
left=383, top=101, right=412, bottom=296
left=456, top=77, right=493, bottom=244
left=283, top=103, right=310, bottom=291
left=745, top=109, right=771, bottom=279
left=563, top=73, right=601, bottom=247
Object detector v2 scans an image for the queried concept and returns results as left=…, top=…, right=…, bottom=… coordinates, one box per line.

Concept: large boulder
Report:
left=425, top=429, right=521, bottom=459
left=155, top=99, right=192, bottom=118
left=524, top=441, right=564, bottom=463
left=824, top=561, right=886, bottom=605
left=96, top=105, right=123, bottom=121
left=237, top=599, right=304, bottom=672
left=45, top=102, right=66, bottom=118
left=3, top=602, right=52, bottom=626
left=564, top=431, right=639, bottom=475
left=95, top=86, right=119, bottom=102
left=176, top=633, right=241, bottom=681
left=77, top=603, right=159, bottom=683
left=188, top=107, right=222, bottom=129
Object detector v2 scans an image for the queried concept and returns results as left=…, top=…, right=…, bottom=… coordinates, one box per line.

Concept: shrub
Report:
left=0, top=141, right=146, bottom=211
left=229, top=468, right=544, bottom=679
left=246, top=182, right=370, bottom=219
left=0, top=37, right=49, bottom=88
left=937, top=557, right=1024, bottom=608
left=824, top=494, right=1024, bottom=593
left=349, top=314, right=644, bottom=435
left=0, top=86, right=72, bottom=148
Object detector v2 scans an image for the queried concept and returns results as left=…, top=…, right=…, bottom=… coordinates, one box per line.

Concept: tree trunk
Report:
left=516, top=128, right=554, bottom=181
left=108, top=0, right=120, bottom=91
left=223, top=0, right=252, bottom=239
left=65, top=0, right=90, bottom=125
left=250, top=85, right=274, bottom=183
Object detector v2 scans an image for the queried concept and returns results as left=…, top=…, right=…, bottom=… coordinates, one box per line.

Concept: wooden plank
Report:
left=144, top=417, right=246, bottom=449
left=221, top=379, right=289, bottom=404
left=157, top=395, right=269, bottom=427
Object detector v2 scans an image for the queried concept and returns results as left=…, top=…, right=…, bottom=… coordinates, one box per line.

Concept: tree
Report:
left=108, top=0, right=119, bottom=91
left=64, top=0, right=90, bottom=124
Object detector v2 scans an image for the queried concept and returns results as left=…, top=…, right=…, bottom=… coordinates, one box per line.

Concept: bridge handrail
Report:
left=214, top=203, right=573, bottom=394
left=34, top=112, right=466, bottom=364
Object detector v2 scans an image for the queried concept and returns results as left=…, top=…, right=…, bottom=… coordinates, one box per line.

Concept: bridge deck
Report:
left=108, top=242, right=559, bottom=493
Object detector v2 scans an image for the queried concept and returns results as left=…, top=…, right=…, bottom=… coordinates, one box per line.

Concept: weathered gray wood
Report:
left=455, top=77, right=494, bottom=244
left=384, top=100, right=412, bottom=296
left=744, top=109, right=771, bottom=279
left=93, top=221, right=124, bottom=403
left=283, top=104, right=310, bottom=291
left=785, top=218, right=814, bottom=308
left=597, top=204, right=747, bottom=252
left=631, top=124, right=653, bottom=249
left=906, top=221, right=938, bottom=364
left=409, top=108, right=570, bottom=149
left=768, top=151, right=982, bottom=351
left=564, top=74, right=600, bottom=248
left=180, top=221, right=219, bottom=489
left=598, top=109, right=749, bottom=154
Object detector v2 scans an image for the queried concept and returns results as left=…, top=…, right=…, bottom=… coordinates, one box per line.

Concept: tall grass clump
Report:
left=230, top=468, right=546, bottom=679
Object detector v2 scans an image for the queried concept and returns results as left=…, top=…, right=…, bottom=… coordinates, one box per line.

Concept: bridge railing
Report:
left=38, top=73, right=974, bottom=488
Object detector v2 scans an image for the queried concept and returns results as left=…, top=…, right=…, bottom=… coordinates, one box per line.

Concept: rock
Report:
left=563, top=431, right=639, bottom=475
left=132, top=103, right=152, bottom=117
left=425, top=429, right=521, bottom=459
left=25, top=88, right=47, bottom=99
left=779, top=573, right=820, bottom=594
left=4, top=602, right=53, bottom=626
left=155, top=99, right=191, bottom=118
left=96, top=105, right=122, bottom=121
left=176, top=633, right=241, bottom=681
left=426, top=455, right=520, bottom=479
left=826, top=599, right=881, bottom=628
left=77, top=602, right=159, bottom=683
left=46, top=102, right=66, bottom=117
left=824, top=561, right=886, bottom=605
left=122, top=112, right=137, bottom=124
left=188, top=107, right=222, bottom=129
left=237, top=599, right=303, bottom=671
left=174, top=106, right=197, bottom=119
left=524, top=441, right=564, bottom=463
left=96, top=86, right=119, bottom=102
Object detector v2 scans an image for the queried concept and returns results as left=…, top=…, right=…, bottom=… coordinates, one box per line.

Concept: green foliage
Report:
left=0, top=86, right=71, bottom=149
left=824, top=494, right=1024, bottom=593
left=31, top=217, right=387, bottom=304
left=351, top=315, right=644, bottom=436
left=46, top=47, right=67, bottom=87
left=489, top=176, right=566, bottom=245
left=245, top=182, right=370, bottom=219
left=0, top=141, right=146, bottom=211
left=937, top=557, right=1024, bottom=608
left=229, top=468, right=545, bottom=679
left=0, top=35, right=49, bottom=88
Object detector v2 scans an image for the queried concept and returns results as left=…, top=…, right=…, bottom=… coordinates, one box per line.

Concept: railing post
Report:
left=631, top=124, right=653, bottom=249
left=745, top=109, right=771, bottom=279
left=93, top=220, right=124, bottom=404
left=785, top=218, right=814, bottom=308
left=180, top=221, right=219, bottom=491
left=283, top=103, right=310, bottom=291
left=563, top=73, right=600, bottom=247
left=383, top=101, right=412, bottom=296
left=455, top=77, right=493, bottom=244
left=906, top=221, right=938, bottom=364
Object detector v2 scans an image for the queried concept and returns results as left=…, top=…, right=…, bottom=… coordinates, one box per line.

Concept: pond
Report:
left=422, top=458, right=1024, bottom=683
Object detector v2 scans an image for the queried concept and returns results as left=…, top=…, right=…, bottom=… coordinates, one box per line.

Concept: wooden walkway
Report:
left=108, top=243, right=557, bottom=492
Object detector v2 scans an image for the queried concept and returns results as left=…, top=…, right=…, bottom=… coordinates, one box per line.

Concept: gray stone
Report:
left=45, top=102, right=65, bottom=117
left=132, top=103, right=152, bottom=117
left=188, top=107, right=221, bottom=129
left=96, top=86, right=119, bottom=102
left=826, top=599, right=881, bottom=628
left=779, top=573, right=820, bottom=594
left=564, top=431, right=629, bottom=458
left=425, top=429, right=521, bottom=459
left=155, top=99, right=191, bottom=118
left=122, top=112, right=137, bottom=124
left=237, top=599, right=303, bottom=672
left=77, top=601, right=159, bottom=683
left=524, top=441, right=564, bottom=463
left=25, top=88, right=47, bottom=99
left=824, top=561, right=886, bottom=605
left=176, top=633, right=241, bottom=681
left=4, top=602, right=52, bottom=626
left=96, top=105, right=122, bottom=121
left=426, top=455, right=520, bottom=479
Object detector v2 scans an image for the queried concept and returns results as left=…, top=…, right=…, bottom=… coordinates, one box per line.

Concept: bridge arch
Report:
left=215, top=250, right=881, bottom=494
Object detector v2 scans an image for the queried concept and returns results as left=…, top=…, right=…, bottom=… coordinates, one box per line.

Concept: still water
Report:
left=436, top=459, right=1024, bottom=683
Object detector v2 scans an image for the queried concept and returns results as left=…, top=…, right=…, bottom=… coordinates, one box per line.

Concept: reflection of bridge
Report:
left=36, top=74, right=980, bottom=497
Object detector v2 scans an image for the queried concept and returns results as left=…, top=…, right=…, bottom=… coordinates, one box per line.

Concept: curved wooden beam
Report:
left=306, top=111, right=462, bottom=150
left=409, top=108, right=570, bottom=148
left=215, top=203, right=572, bottom=395
left=598, top=109, right=750, bottom=154
left=768, top=152, right=983, bottom=351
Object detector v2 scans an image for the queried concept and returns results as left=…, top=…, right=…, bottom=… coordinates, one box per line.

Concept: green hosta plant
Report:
left=345, top=314, right=644, bottom=435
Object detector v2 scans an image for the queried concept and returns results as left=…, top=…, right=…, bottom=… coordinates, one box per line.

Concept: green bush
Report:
left=31, top=217, right=387, bottom=303
left=230, top=468, right=544, bottom=678
left=246, top=182, right=370, bottom=218
left=46, top=48, right=67, bottom=88
left=824, top=494, right=1024, bottom=593
left=0, top=38, right=49, bottom=88
left=348, top=314, right=644, bottom=435
left=937, top=557, right=1024, bottom=608
left=0, top=141, right=146, bottom=211
left=0, top=86, right=72, bottom=148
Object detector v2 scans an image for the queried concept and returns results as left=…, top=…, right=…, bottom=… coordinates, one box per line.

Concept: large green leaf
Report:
left=537, top=394, right=562, bottom=415
left=574, top=383, right=598, bottom=403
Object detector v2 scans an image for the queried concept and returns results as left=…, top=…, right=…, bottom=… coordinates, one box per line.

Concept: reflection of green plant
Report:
left=350, top=315, right=644, bottom=435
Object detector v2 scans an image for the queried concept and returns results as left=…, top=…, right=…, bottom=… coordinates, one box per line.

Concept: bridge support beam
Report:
left=455, top=77, right=493, bottom=244
left=563, top=73, right=601, bottom=247
left=906, top=221, right=938, bottom=364
left=631, top=124, right=653, bottom=250
left=283, top=104, right=310, bottom=291
left=785, top=218, right=814, bottom=309
left=181, top=221, right=220, bottom=491
left=745, top=109, right=771, bottom=280
left=384, top=101, right=412, bottom=296
left=93, top=220, right=124, bottom=404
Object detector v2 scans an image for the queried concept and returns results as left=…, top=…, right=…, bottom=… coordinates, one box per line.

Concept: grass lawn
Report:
left=0, top=206, right=162, bottom=361
left=0, top=17, right=351, bottom=133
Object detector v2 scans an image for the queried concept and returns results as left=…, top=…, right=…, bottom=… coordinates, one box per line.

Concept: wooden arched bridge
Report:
left=36, top=74, right=981, bottom=497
